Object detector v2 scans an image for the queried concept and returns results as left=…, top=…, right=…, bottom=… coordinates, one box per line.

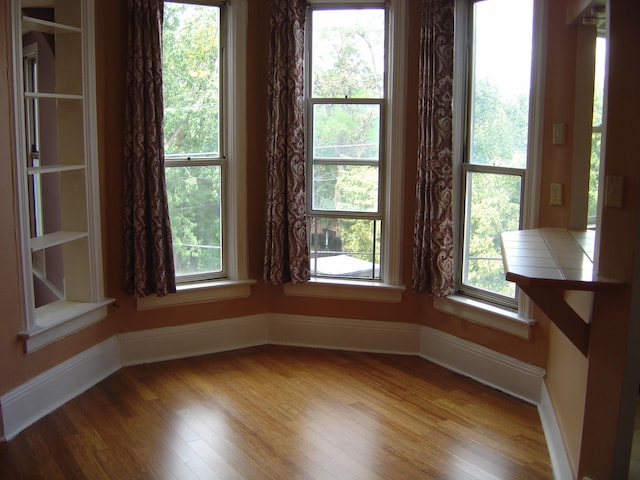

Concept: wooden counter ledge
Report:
left=500, top=228, right=625, bottom=356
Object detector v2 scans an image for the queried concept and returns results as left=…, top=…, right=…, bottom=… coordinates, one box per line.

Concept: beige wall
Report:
left=543, top=0, right=640, bottom=478
left=547, top=327, right=589, bottom=474
left=539, top=0, right=588, bottom=476
left=577, top=0, right=640, bottom=477
left=0, top=1, right=25, bottom=398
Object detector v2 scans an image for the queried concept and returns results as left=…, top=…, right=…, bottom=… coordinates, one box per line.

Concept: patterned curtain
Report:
left=123, top=0, right=176, bottom=297
left=412, top=0, right=455, bottom=297
left=263, top=0, right=310, bottom=285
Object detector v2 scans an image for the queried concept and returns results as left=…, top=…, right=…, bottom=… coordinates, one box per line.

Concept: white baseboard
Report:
left=419, top=326, right=546, bottom=404
left=538, top=382, right=574, bottom=480
left=268, top=313, right=421, bottom=354
left=0, top=336, right=120, bottom=442
left=118, top=314, right=268, bottom=366
left=1, top=314, right=548, bottom=449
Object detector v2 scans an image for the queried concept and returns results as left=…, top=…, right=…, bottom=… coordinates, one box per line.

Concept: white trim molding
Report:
left=0, top=336, right=120, bottom=442
left=136, top=279, right=256, bottom=310
left=434, top=294, right=535, bottom=339
left=538, top=381, right=575, bottom=480
left=20, top=301, right=113, bottom=353
left=119, top=314, right=268, bottom=366
left=268, top=313, right=420, bottom=354
left=419, top=326, right=546, bottom=404
left=284, top=278, right=405, bottom=303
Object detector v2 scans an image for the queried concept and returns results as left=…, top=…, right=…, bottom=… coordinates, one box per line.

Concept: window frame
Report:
left=139, top=0, right=252, bottom=309
left=290, top=0, right=404, bottom=298
left=305, top=5, right=387, bottom=282
left=449, top=0, right=545, bottom=324
left=162, top=0, right=227, bottom=283
left=569, top=24, right=605, bottom=231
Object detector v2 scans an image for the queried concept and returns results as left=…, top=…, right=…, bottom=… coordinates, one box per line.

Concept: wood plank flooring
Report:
left=0, top=345, right=553, bottom=479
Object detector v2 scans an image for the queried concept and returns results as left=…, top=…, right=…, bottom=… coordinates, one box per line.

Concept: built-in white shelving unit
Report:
left=12, top=0, right=112, bottom=352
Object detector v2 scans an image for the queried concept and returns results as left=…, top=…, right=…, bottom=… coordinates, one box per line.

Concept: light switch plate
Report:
left=552, top=123, right=566, bottom=145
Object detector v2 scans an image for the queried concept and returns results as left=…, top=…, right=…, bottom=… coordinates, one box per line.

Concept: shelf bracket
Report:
left=518, top=285, right=590, bottom=356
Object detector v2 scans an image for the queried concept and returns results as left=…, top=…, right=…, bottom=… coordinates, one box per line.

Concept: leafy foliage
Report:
left=464, top=172, right=521, bottom=297
left=163, top=3, right=220, bottom=156
left=471, top=79, right=529, bottom=169
left=312, top=9, right=384, bottom=99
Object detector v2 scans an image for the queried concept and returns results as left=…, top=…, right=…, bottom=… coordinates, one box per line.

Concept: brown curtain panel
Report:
left=412, top=0, right=455, bottom=297
left=263, top=0, right=310, bottom=285
left=123, top=0, right=176, bottom=297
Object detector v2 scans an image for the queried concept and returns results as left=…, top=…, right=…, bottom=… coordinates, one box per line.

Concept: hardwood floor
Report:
left=0, top=345, right=553, bottom=479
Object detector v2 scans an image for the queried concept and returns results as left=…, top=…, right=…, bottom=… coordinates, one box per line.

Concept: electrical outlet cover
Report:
left=550, top=183, right=562, bottom=206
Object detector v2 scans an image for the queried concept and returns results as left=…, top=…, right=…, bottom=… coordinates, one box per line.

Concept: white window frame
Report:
left=285, top=0, right=406, bottom=303
left=569, top=25, right=606, bottom=231
left=137, top=0, right=254, bottom=310
left=163, top=0, right=227, bottom=284
left=436, top=0, right=546, bottom=338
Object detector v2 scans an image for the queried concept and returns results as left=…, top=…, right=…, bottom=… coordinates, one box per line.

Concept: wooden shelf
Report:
left=30, top=231, right=88, bottom=251
left=27, top=164, right=85, bottom=175
left=24, top=92, right=83, bottom=101
left=22, top=16, right=81, bottom=35
left=500, top=228, right=625, bottom=356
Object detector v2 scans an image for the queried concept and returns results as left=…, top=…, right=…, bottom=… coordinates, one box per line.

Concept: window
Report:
left=139, top=0, right=249, bottom=309
left=11, top=0, right=112, bottom=351
left=153, top=0, right=249, bottom=297
left=306, top=1, right=402, bottom=285
left=457, top=0, right=537, bottom=309
left=162, top=1, right=225, bottom=283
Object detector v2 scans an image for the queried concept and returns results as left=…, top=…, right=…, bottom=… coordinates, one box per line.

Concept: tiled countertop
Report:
left=500, top=228, right=626, bottom=355
left=500, top=228, right=623, bottom=291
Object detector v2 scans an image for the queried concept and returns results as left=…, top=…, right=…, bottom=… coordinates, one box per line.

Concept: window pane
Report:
left=463, top=171, right=521, bottom=298
left=311, top=9, right=384, bottom=99
left=163, top=3, right=220, bottom=157
left=313, top=103, right=380, bottom=161
left=470, top=0, right=533, bottom=168
left=312, top=164, right=378, bottom=212
left=309, top=217, right=380, bottom=279
left=312, top=103, right=380, bottom=211
left=165, top=165, right=222, bottom=277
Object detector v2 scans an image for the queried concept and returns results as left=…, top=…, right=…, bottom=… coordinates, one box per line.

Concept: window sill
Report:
left=136, top=279, right=256, bottom=310
left=284, top=278, right=405, bottom=303
left=20, top=299, right=114, bottom=353
left=434, top=294, right=535, bottom=339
